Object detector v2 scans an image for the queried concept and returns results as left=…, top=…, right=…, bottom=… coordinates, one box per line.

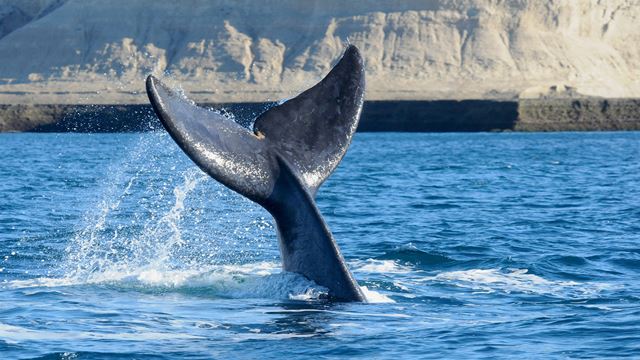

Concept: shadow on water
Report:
left=259, top=301, right=340, bottom=337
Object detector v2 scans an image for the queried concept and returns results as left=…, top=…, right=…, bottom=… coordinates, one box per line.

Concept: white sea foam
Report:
left=424, top=268, right=613, bottom=297
left=7, top=262, right=331, bottom=301
left=360, top=286, right=395, bottom=303
left=351, top=259, right=412, bottom=274
left=0, top=323, right=203, bottom=344
left=8, top=264, right=395, bottom=303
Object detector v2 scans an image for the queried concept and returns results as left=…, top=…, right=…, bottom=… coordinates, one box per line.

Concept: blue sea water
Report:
left=1, top=131, right=639, bottom=359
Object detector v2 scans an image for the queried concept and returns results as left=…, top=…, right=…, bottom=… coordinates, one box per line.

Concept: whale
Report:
left=145, top=45, right=366, bottom=302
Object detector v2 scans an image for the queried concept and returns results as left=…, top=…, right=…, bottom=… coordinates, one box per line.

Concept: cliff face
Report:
left=0, top=0, right=639, bottom=104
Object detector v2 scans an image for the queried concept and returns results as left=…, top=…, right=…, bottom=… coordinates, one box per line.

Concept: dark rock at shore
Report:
left=516, top=98, right=640, bottom=131
left=1, top=98, right=640, bottom=133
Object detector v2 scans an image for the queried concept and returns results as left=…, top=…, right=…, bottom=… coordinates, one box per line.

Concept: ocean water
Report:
left=1, top=131, right=639, bottom=359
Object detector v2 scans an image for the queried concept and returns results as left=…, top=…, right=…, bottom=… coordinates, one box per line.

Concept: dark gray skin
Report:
left=146, top=45, right=366, bottom=302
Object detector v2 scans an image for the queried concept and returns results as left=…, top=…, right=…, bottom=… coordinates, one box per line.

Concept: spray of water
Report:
left=56, top=131, right=328, bottom=300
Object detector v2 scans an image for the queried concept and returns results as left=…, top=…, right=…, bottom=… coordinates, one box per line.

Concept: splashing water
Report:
left=50, top=132, right=333, bottom=300
left=41, top=130, right=388, bottom=302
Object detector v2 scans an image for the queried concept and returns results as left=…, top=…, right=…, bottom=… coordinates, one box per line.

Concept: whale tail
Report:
left=146, top=45, right=366, bottom=301
left=146, top=45, right=364, bottom=205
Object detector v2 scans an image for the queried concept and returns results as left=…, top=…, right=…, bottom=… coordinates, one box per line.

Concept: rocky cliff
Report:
left=0, top=0, right=639, bottom=104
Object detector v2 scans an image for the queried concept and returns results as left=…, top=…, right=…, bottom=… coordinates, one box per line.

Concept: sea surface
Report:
left=1, top=131, right=639, bottom=359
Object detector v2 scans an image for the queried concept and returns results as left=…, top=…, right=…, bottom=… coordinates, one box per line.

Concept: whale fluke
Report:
left=146, top=45, right=366, bottom=301
left=252, top=45, right=364, bottom=195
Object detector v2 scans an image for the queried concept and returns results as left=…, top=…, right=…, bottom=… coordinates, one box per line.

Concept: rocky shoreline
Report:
left=1, top=98, right=640, bottom=133
left=2, top=1, right=639, bottom=133
left=516, top=98, right=640, bottom=132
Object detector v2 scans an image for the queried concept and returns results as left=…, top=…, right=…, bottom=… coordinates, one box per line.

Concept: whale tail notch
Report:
left=145, top=45, right=365, bottom=203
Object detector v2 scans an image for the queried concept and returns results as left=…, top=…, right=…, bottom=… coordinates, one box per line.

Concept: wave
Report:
left=352, top=259, right=413, bottom=274
left=611, top=258, right=640, bottom=271
left=0, top=323, right=203, bottom=344
left=376, top=243, right=455, bottom=268
left=422, top=268, right=615, bottom=298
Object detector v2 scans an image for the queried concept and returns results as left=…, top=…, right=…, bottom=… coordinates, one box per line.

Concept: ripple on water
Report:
left=1, top=132, right=640, bottom=358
